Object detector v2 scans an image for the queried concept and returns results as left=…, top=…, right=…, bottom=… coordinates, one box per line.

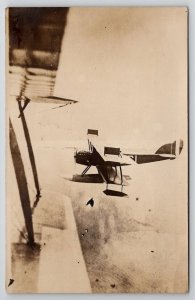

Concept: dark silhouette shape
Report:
left=103, top=189, right=128, bottom=197
left=71, top=174, right=104, bottom=183
left=17, top=96, right=30, bottom=117
left=86, top=198, right=94, bottom=207
left=17, top=99, right=41, bottom=202
left=9, top=119, right=35, bottom=247
left=31, top=193, right=42, bottom=214
left=9, top=8, right=69, bottom=70
left=111, top=284, right=116, bottom=288
left=8, top=279, right=14, bottom=287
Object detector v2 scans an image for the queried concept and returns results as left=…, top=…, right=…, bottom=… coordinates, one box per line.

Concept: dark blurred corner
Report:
left=9, top=7, right=69, bottom=70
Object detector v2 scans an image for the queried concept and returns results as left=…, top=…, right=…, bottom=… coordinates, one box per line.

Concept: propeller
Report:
left=74, top=149, right=78, bottom=165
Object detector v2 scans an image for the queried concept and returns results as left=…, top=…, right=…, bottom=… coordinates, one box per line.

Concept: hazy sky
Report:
left=53, top=7, right=187, bottom=149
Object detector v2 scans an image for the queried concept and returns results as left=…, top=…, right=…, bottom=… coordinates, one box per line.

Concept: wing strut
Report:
left=119, top=165, right=123, bottom=192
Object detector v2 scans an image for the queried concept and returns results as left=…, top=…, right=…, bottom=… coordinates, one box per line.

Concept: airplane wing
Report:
left=124, top=140, right=183, bottom=164
left=8, top=8, right=78, bottom=246
left=9, top=8, right=77, bottom=106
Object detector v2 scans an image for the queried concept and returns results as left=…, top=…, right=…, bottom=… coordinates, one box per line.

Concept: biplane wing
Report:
left=9, top=8, right=77, bottom=107
left=8, top=8, right=78, bottom=246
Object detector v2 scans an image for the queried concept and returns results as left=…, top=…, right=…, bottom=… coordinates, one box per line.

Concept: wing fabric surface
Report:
left=9, top=8, right=77, bottom=106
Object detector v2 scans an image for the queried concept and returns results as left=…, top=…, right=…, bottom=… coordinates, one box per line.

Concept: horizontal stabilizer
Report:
left=124, top=139, right=183, bottom=164
left=131, top=154, right=174, bottom=164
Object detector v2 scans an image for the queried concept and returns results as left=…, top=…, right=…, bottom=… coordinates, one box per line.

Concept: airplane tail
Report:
left=155, top=139, right=184, bottom=157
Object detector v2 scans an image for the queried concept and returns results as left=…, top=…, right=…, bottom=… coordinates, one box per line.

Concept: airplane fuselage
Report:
left=75, top=149, right=130, bottom=167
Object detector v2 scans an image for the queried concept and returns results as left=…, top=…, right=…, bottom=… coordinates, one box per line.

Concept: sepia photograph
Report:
left=6, top=7, right=188, bottom=293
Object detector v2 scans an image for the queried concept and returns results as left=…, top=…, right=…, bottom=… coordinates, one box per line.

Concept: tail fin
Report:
left=155, top=139, right=183, bottom=156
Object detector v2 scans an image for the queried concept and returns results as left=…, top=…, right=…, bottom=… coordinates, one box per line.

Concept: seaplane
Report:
left=67, top=129, right=183, bottom=197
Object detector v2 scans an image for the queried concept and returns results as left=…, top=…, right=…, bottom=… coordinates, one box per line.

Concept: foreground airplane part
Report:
left=67, top=130, right=184, bottom=197
left=8, top=8, right=77, bottom=246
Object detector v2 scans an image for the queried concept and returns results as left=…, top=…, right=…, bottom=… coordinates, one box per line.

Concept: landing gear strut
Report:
left=81, top=165, right=91, bottom=176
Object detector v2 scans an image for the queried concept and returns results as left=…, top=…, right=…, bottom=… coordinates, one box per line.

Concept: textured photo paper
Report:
left=6, top=7, right=188, bottom=293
